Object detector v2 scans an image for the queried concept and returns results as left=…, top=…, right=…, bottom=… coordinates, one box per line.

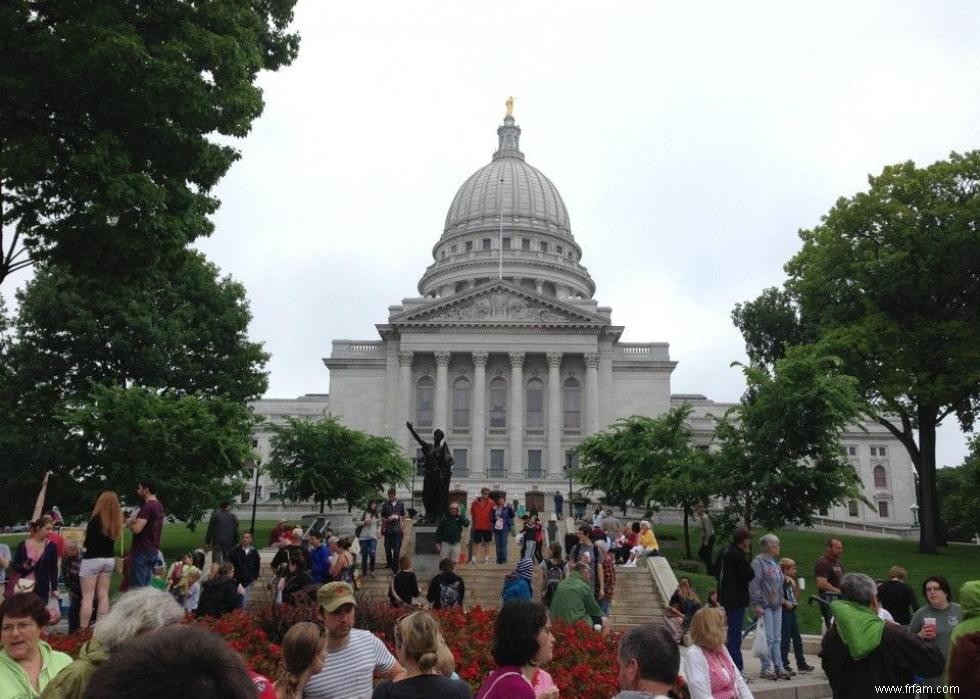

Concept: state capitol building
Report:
left=248, top=112, right=918, bottom=530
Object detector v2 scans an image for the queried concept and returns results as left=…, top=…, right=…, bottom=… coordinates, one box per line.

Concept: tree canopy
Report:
left=1, top=0, right=300, bottom=284
left=734, top=151, right=980, bottom=552
left=60, top=385, right=254, bottom=526
left=266, top=416, right=414, bottom=513
left=575, top=405, right=712, bottom=557
left=0, top=252, right=269, bottom=523
left=936, top=436, right=980, bottom=543
left=711, top=345, right=867, bottom=532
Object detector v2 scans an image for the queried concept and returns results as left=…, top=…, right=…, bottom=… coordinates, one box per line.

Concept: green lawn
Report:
left=654, top=524, right=980, bottom=634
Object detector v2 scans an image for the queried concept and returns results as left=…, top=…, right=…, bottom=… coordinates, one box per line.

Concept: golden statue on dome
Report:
left=505, top=96, right=514, bottom=118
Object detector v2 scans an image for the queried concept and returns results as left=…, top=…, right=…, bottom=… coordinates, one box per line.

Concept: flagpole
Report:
left=498, top=175, right=504, bottom=279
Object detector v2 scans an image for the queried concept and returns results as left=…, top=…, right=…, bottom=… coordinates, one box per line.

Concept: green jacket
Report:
left=950, top=580, right=980, bottom=648
left=39, top=639, right=109, bottom=699
left=0, top=640, right=73, bottom=699
left=549, top=571, right=603, bottom=624
left=829, top=599, right=884, bottom=660
left=435, top=513, right=470, bottom=545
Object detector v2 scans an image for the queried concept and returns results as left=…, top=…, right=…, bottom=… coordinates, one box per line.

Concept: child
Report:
left=184, top=569, right=202, bottom=613
left=779, top=558, right=815, bottom=674
left=150, top=565, right=168, bottom=591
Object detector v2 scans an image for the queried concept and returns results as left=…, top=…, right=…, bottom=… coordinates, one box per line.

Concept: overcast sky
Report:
left=21, top=2, right=980, bottom=466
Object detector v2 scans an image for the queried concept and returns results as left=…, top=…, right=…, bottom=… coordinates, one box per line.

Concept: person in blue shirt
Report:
left=308, top=533, right=332, bottom=584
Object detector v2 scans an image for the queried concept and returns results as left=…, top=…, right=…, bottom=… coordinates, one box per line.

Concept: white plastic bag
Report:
left=47, top=597, right=62, bottom=626
left=752, top=618, right=768, bottom=659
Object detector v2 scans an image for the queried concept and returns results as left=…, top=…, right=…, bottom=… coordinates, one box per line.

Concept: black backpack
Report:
left=543, top=560, right=565, bottom=606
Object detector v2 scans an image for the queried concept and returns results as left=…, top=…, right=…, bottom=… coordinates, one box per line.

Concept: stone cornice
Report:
left=389, top=281, right=611, bottom=329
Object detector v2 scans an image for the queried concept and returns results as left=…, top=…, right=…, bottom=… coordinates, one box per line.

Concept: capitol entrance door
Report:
left=525, top=491, right=545, bottom=515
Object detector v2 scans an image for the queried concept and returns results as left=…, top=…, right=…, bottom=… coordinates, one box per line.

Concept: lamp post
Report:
left=565, top=451, right=574, bottom=521
left=247, top=459, right=259, bottom=535
left=910, top=502, right=920, bottom=527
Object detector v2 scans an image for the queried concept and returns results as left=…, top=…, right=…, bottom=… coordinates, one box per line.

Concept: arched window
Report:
left=526, top=378, right=544, bottom=428
left=563, top=377, right=581, bottom=429
left=415, top=377, right=434, bottom=427
left=489, top=377, right=507, bottom=428
left=452, top=377, right=471, bottom=427
left=873, top=465, right=887, bottom=488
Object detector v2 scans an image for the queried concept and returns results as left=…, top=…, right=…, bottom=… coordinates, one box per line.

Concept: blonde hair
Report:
left=278, top=622, right=325, bottom=699
left=92, top=491, right=124, bottom=540
left=690, top=607, right=727, bottom=650
left=435, top=639, right=456, bottom=677
left=888, top=565, right=907, bottom=581
left=394, top=611, right=441, bottom=673
left=779, top=557, right=796, bottom=571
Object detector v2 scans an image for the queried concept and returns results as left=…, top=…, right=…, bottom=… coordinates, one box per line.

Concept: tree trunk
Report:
left=319, top=499, right=325, bottom=514
left=917, top=407, right=939, bottom=554
left=683, top=508, right=692, bottom=559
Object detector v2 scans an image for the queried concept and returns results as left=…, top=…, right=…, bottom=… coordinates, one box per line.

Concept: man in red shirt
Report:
left=469, top=487, right=494, bottom=564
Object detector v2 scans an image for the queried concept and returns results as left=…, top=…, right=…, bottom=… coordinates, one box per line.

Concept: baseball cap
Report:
left=318, top=582, right=357, bottom=612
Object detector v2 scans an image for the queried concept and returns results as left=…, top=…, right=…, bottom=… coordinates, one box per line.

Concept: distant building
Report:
left=248, top=115, right=917, bottom=527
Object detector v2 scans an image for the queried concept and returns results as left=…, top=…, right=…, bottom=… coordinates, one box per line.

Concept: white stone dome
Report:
left=441, top=117, right=572, bottom=241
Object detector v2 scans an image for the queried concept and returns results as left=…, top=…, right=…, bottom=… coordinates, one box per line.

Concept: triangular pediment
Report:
left=389, top=281, right=608, bottom=327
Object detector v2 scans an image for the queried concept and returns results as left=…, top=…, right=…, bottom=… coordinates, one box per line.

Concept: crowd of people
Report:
left=1, top=477, right=978, bottom=699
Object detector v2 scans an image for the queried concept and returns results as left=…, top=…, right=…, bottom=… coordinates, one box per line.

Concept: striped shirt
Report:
left=304, top=629, right=397, bottom=699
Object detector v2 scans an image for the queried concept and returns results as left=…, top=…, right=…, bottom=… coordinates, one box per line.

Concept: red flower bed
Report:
left=46, top=603, right=624, bottom=698
left=432, top=606, right=622, bottom=698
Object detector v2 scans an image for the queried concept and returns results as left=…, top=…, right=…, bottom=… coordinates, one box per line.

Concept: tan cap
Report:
left=317, top=582, right=357, bottom=612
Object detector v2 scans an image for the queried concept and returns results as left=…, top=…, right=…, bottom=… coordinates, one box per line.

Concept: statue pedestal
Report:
left=412, top=524, right=442, bottom=577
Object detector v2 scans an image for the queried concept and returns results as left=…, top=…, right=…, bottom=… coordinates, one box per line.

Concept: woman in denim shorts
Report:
left=79, top=491, right=124, bottom=628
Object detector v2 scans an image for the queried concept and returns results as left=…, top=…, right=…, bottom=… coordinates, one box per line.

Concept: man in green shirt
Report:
left=435, top=502, right=470, bottom=562
left=549, top=562, right=609, bottom=633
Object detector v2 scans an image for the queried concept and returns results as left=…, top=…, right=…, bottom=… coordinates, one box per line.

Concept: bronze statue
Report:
left=505, top=95, right=514, bottom=118
left=406, top=421, right=454, bottom=523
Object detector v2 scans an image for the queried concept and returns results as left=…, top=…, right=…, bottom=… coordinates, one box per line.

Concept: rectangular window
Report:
left=255, top=484, right=263, bottom=498
left=878, top=501, right=889, bottom=518
left=453, top=449, right=468, bottom=476
left=556, top=245, right=563, bottom=254
left=490, top=449, right=506, bottom=476
left=251, top=439, right=258, bottom=448
left=450, top=244, right=457, bottom=253
left=503, top=237, right=511, bottom=250
left=870, top=446, right=887, bottom=457
left=818, top=506, right=828, bottom=516
left=522, top=238, right=531, bottom=251
left=527, top=450, right=543, bottom=477
left=540, top=242, right=548, bottom=253
left=465, top=240, right=473, bottom=252
left=848, top=500, right=859, bottom=517
left=489, top=383, right=507, bottom=428
left=847, top=445, right=856, bottom=456
left=482, top=238, right=491, bottom=251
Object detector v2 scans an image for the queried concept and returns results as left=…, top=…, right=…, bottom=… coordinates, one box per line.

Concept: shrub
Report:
left=671, top=558, right=706, bottom=574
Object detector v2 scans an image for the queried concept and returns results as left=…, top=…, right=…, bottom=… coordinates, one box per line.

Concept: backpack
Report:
left=438, top=578, right=462, bottom=609
left=501, top=575, right=531, bottom=603
left=543, top=560, right=565, bottom=606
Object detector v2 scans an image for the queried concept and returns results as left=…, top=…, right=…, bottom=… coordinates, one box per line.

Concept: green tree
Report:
left=711, top=345, right=867, bottom=532
left=576, top=405, right=712, bottom=558
left=60, top=384, right=255, bottom=526
left=0, top=0, right=300, bottom=284
left=735, top=151, right=980, bottom=552
left=936, top=437, right=980, bottom=543
left=266, top=416, right=413, bottom=513
left=0, top=252, right=268, bottom=522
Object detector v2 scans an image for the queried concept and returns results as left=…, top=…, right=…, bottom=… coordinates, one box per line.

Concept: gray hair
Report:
left=840, top=573, right=877, bottom=607
left=759, top=533, right=780, bottom=552
left=618, top=624, right=679, bottom=684
left=93, top=587, right=185, bottom=651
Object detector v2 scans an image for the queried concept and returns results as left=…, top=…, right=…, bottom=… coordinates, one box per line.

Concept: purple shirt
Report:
left=133, top=499, right=164, bottom=552
left=475, top=666, right=534, bottom=699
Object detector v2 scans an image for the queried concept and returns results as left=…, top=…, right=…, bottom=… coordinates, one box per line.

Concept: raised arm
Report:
left=31, top=471, right=50, bottom=522
left=405, top=421, right=425, bottom=447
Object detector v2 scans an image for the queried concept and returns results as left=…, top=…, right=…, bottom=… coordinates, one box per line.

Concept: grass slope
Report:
left=656, top=524, right=980, bottom=634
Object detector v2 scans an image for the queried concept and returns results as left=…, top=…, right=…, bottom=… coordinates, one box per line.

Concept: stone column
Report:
left=470, top=351, right=488, bottom=477
left=508, top=352, right=525, bottom=476
left=547, top=352, right=563, bottom=477
left=399, top=351, right=414, bottom=453
left=434, top=351, right=451, bottom=431
left=584, top=352, right=600, bottom=435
